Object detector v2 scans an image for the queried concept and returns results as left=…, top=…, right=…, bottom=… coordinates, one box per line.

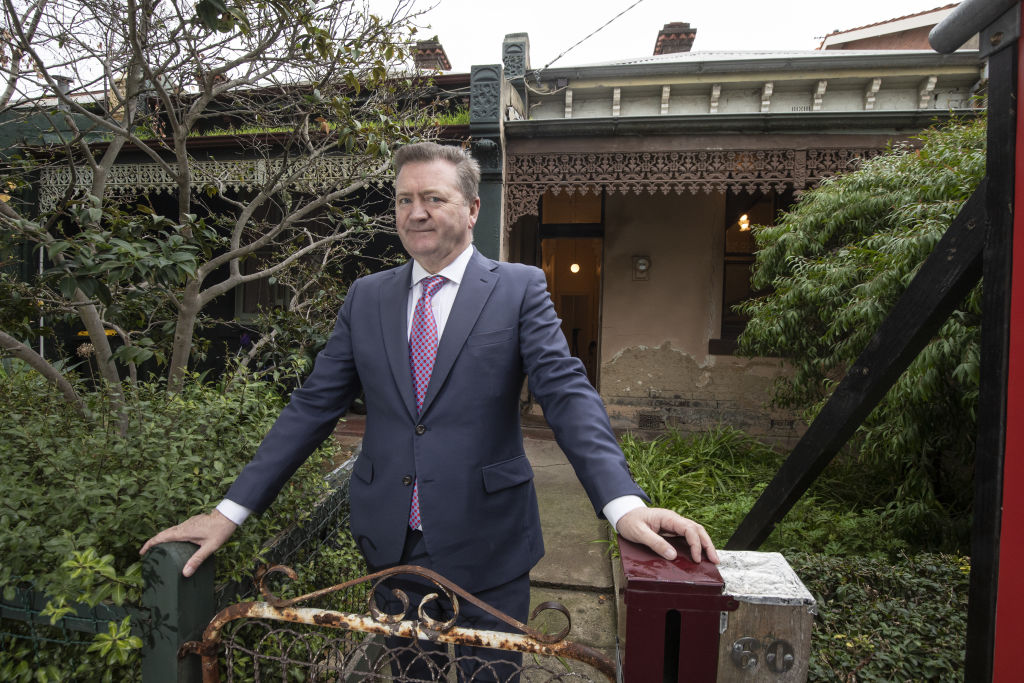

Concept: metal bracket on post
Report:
left=929, top=0, right=1019, bottom=53
left=980, top=3, right=1022, bottom=57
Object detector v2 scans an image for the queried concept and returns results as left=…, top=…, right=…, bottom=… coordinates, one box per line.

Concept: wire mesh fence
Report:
left=213, top=618, right=609, bottom=682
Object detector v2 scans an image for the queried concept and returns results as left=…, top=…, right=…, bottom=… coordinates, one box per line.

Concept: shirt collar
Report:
left=410, top=243, right=474, bottom=289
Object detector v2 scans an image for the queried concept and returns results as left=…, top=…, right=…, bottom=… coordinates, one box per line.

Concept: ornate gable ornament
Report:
left=503, top=147, right=885, bottom=224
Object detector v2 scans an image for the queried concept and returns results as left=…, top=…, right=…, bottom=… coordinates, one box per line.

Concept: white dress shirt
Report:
left=218, top=243, right=644, bottom=529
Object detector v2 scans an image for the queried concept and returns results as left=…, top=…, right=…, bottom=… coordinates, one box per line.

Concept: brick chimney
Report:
left=415, top=37, right=452, bottom=71
left=653, top=22, right=697, bottom=55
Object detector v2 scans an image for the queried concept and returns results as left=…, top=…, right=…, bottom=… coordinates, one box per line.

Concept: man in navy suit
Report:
left=142, top=142, right=717, bottom=679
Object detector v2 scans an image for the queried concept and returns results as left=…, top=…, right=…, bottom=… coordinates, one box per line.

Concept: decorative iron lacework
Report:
left=504, top=148, right=884, bottom=223
left=37, top=155, right=387, bottom=212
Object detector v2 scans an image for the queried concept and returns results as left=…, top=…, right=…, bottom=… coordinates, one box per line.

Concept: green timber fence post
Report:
left=141, top=542, right=215, bottom=682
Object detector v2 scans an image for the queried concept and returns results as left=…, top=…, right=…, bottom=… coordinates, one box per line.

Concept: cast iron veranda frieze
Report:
left=504, top=147, right=885, bottom=224
left=36, top=155, right=389, bottom=213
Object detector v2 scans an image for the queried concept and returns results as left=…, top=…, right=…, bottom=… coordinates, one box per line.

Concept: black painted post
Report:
left=469, top=64, right=505, bottom=261
left=966, top=5, right=1019, bottom=678
left=140, top=542, right=215, bottom=682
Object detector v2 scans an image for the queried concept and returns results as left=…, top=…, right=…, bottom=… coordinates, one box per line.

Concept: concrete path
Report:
left=525, top=436, right=621, bottom=678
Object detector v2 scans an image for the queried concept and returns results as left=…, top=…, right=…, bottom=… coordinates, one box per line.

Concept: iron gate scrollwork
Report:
left=180, top=564, right=616, bottom=682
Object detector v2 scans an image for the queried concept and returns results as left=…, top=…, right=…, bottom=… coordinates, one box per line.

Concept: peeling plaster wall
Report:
left=602, top=343, right=802, bottom=446
left=601, top=191, right=720, bottom=358
left=598, top=191, right=803, bottom=446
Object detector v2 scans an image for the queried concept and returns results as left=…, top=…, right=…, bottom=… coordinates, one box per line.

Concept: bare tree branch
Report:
left=0, top=328, right=85, bottom=414
left=2, top=0, right=446, bottom=399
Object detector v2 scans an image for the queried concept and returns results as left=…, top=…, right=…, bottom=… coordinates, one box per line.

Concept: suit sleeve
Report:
left=224, top=279, right=364, bottom=513
left=516, top=267, right=648, bottom=515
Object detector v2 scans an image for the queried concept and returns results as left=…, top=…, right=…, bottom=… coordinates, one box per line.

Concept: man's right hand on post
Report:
left=140, top=510, right=238, bottom=577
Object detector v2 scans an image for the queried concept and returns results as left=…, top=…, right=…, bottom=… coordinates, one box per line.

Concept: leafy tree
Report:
left=737, top=117, right=986, bottom=549
left=0, top=0, right=438, bottom=414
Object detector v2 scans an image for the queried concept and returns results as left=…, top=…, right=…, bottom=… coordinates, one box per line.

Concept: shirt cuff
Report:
left=216, top=499, right=253, bottom=525
left=602, top=495, right=647, bottom=532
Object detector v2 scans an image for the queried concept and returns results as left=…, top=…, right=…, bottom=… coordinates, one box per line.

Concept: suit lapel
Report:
left=420, top=250, right=498, bottom=416
left=380, top=261, right=418, bottom=421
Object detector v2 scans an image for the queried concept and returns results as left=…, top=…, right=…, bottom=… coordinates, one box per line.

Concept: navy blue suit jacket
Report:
left=226, top=249, right=645, bottom=592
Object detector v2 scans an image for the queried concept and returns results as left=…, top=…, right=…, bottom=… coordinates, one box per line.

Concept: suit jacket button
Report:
left=415, top=424, right=426, bottom=435
left=402, top=475, right=413, bottom=486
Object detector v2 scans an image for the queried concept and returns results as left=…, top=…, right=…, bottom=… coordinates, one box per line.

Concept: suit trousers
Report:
left=371, top=528, right=530, bottom=682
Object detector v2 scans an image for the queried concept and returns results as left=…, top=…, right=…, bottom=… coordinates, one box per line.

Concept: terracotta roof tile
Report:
left=820, top=3, right=959, bottom=41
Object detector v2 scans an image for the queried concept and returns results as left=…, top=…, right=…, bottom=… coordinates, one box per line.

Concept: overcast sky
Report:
left=388, top=0, right=958, bottom=72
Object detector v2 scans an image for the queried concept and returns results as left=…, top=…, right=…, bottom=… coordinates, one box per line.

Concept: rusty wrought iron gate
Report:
left=180, top=564, right=616, bottom=682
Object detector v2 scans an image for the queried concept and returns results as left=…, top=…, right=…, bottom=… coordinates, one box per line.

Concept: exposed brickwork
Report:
left=653, top=22, right=697, bottom=55
left=414, top=38, right=452, bottom=71
left=600, top=342, right=805, bottom=448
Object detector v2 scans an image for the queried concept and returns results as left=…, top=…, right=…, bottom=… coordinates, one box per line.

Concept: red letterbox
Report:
left=620, top=537, right=739, bottom=682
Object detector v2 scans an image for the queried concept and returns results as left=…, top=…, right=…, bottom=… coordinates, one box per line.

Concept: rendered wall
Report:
left=598, top=191, right=803, bottom=446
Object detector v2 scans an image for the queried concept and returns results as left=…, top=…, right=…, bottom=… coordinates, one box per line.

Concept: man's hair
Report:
left=394, top=142, right=480, bottom=203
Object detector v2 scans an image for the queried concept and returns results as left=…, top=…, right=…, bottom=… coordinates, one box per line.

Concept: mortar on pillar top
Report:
left=717, top=550, right=816, bottom=682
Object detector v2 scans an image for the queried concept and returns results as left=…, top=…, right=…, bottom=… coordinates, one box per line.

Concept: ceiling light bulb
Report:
left=570, top=263, right=581, bottom=274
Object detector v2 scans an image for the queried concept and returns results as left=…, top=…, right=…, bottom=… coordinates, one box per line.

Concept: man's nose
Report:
left=408, top=198, right=429, bottom=219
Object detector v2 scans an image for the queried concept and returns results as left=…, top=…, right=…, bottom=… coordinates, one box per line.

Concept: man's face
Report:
left=395, top=159, right=480, bottom=273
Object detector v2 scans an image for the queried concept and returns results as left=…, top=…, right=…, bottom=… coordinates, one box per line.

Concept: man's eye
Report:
left=427, top=196, right=444, bottom=204
left=397, top=197, right=412, bottom=205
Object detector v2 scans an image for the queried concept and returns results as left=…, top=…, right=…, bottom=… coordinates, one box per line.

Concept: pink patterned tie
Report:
left=408, top=275, right=446, bottom=529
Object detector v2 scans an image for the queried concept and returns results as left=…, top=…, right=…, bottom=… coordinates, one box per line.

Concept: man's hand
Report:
left=140, top=510, right=238, bottom=577
left=616, top=507, right=719, bottom=564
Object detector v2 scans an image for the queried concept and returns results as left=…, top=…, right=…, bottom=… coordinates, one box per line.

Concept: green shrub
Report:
left=621, top=428, right=969, bottom=680
left=738, top=117, right=985, bottom=552
left=0, top=361, right=347, bottom=680
left=622, top=427, right=911, bottom=557
left=790, top=552, right=969, bottom=681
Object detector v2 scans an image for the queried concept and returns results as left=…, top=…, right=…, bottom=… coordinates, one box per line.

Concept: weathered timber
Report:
left=965, top=34, right=1018, bottom=682
left=716, top=551, right=816, bottom=683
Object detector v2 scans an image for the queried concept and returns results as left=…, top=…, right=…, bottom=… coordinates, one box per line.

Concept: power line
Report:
left=539, top=0, right=648, bottom=72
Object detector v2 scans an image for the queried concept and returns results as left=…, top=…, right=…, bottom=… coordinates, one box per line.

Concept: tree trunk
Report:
left=167, top=278, right=202, bottom=393
left=0, top=329, right=86, bottom=415
left=74, top=292, right=122, bottom=389
left=74, top=291, right=128, bottom=433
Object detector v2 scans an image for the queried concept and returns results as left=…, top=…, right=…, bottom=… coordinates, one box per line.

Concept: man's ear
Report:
left=467, top=197, right=481, bottom=229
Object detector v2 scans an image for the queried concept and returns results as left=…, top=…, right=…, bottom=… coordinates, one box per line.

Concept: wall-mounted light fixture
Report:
left=632, top=255, right=651, bottom=281
left=738, top=214, right=751, bottom=231
left=569, top=263, right=581, bottom=274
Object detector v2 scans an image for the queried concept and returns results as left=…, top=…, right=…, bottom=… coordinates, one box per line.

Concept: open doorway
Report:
left=541, top=237, right=602, bottom=386
left=536, top=190, right=604, bottom=388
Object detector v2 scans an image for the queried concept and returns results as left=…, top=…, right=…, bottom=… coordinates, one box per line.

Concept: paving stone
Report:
left=527, top=438, right=615, bottom=592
